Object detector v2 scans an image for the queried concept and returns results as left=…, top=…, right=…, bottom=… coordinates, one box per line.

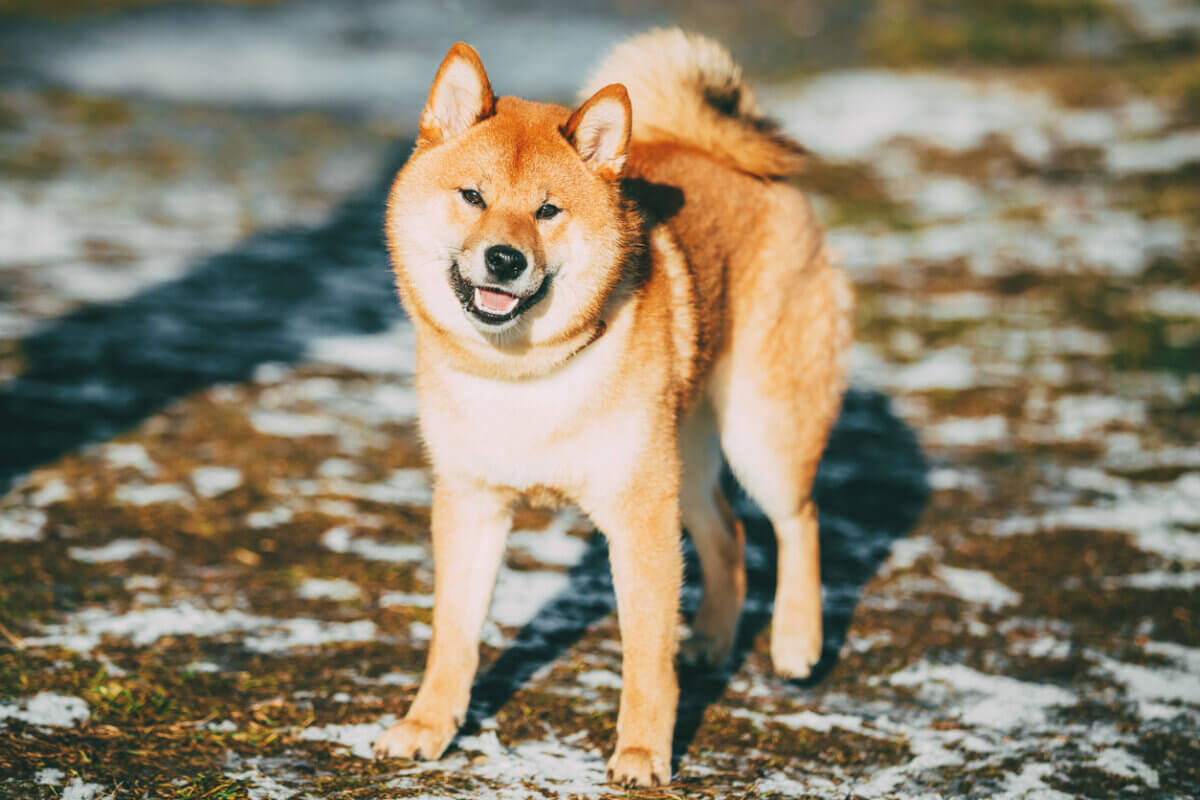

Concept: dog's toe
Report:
left=606, top=746, right=669, bottom=788
left=373, top=716, right=457, bottom=761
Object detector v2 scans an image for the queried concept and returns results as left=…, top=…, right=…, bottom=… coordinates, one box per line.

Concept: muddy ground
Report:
left=1, top=1, right=1198, bottom=798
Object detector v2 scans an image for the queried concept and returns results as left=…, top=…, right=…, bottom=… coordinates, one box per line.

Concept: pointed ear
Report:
left=418, top=42, right=495, bottom=148
left=563, top=83, right=631, bottom=179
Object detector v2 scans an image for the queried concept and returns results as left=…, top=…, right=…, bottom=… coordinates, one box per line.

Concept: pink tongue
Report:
left=474, top=287, right=520, bottom=315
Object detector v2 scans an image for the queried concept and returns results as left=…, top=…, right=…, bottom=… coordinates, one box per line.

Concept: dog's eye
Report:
left=459, top=188, right=485, bottom=208
left=536, top=203, right=561, bottom=220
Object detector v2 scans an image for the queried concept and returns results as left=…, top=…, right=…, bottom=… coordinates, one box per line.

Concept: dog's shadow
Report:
left=464, top=388, right=929, bottom=762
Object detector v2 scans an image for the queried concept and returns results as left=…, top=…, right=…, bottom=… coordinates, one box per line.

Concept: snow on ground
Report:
left=2, top=1, right=1198, bottom=797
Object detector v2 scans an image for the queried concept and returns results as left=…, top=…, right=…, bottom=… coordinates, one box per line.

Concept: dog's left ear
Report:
left=419, top=42, right=495, bottom=148
left=563, top=83, right=631, bottom=179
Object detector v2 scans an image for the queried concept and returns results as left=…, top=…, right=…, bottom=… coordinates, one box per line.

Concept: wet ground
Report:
left=1, top=1, right=1198, bottom=797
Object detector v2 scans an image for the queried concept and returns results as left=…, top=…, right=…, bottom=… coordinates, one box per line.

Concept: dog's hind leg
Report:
left=678, top=399, right=745, bottom=669
left=708, top=261, right=847, bottom=679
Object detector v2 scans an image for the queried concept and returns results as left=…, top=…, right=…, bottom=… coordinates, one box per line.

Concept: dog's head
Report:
left=387, top=43, right=636, bottom=357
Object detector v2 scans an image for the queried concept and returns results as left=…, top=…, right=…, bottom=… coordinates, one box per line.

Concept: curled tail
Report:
left=581, top=28, right=806, bottom=179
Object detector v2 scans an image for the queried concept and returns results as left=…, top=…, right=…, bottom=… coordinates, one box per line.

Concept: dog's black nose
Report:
left=484, top=245, right=527, bottom=282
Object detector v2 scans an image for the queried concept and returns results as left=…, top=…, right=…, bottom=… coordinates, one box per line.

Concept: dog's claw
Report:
left=606, top=746, right=669, bottom=788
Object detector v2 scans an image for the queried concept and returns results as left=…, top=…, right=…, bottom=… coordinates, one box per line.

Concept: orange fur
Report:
left=375, top=31, right=851, bottom=788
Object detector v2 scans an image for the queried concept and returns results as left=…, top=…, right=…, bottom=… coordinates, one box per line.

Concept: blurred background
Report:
left=0, top=2, right=1198, bottom=798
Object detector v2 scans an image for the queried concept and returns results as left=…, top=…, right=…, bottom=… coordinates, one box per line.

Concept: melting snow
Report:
left=935, top=566, right=1021, bottom=610
left=320, top=526, right=426, bottom=563
left=60, top=779, right=109, bottom=800
left=103, top=443, right=158, bottom=475
left=68, top=538, right=171, bottom=563
left=0, top=507, right=47, bottom=542
left=889, top=662, right=1076, bottom=730
left=768, top=71, right=1163, bottom=163
left=29, top=603, right=376, bottom=654
left=296, top=577, right=363, bottom=602
left=113, top=483, right=191, bottom=506
left=489, top=568, right=571, bottom=629
left=0, top=693, right=90, bottom=728
left=191, top=466, right=244, bottom=498
left=508, top=512, right=590, bottom=567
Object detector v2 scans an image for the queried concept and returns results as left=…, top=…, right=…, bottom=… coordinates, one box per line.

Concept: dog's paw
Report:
left=770, top=624, right=823, bottom=680
left=373, top=715, right=457, bottom=761
left=678, top=629, right=733, bottom=670
left=606, top=746, right=669, bottom=788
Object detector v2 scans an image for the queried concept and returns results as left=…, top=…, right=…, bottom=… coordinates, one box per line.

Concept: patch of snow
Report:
left=911, top=177, right=984, bottom=220
left=30, top=478, right=71, bottom=507
left=320, top=526, right=426, bottom=563
left=307, top=323, right=417, bottom=376
left=1107, top=129, right=1200, bottom=173
left=285, top=469, right=433, bottom=507
left=113, top=483, right=191, bottom=506
left=1112, top=0, right=1200, bottom=38
left=508, top=512, right=590, bottom=567
left=0, top=507, right=47, bottom=542
left=191, top=466, right=243, bottom=498
left=889, top=662, right=1076, bottom=730
left=1143, top=640, right=1200, bottom=674
left=60, top=778, right=109, bottom=800
left=0, top=693, right=90, bottom=728
left=489, top=568, right=571, bottom=629
left=926, top=415, right=1008, bottom=447
left=297, top=714, right=398, bottom=759
left=246, top=506, right=294, bottom=529
left=830, top=211, right=1185, bottom=279
left=774, top=710, right=872, bottom=734
left=29, top=602, right=375, bottom=654
left=925, top=291, right=996, bottom=321
left=1106, top=570, right=1200, bottom=590
left=250, top=411, right=339, bottom=438
left=204, top=719, right=238, bottom=732
left=936, top=566, right=1021, bottom=610
left=1096, top=655, right=1200, bottom=705
left=892, top=348, right=977, bottom=392
left=994, top=473, right=1200, bottom=562
left=928, top=467, right=987, bottom=492
left=68, top=538, right=171, bottom=563
left=316, top=458, right=359, bottom=478
left=1094, top=747, right=1160, bottom=788
left=103, top=443, right=158, bottom=475
left=884, top=536, right=937, bottom=572
left=994, top=763, right=1073, bottom=800
left=35, top=768, right=65, bottom=786
left=577, top=669, right=622, bottom=690
left=296, top=578, right=363, bottom=602
left=378, top=591, right=434, bottom=608
left=226, top=768, right=298, bottom=800
left=1053, top=395, right=1146, bottom=441
left=244, top=619, right=376, bottom=653
left=1142, top=287, right=1200, bottom=318
left=768, top=71, right=1164, bottom=163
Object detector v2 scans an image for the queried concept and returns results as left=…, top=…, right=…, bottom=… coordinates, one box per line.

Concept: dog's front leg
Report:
left=589, top=473, right=683, bottom=787
left=374, top=480, right=509, bottom=761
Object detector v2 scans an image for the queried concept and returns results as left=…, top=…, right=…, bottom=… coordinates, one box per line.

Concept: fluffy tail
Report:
left=581, top=28, right=806, bottom=179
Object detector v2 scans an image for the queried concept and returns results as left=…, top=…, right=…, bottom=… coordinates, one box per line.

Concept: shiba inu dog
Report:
left=374, top=29, right=851, bottom=787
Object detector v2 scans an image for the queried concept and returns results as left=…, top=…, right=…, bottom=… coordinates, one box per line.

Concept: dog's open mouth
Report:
left=450, top=262, right=549, bottom=326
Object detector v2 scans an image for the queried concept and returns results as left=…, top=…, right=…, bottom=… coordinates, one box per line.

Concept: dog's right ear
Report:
left=418, top=43, right=495, bottom=148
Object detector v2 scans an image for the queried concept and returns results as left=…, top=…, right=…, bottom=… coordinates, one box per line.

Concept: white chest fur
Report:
left=418, top=319, right=653, bottom=499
